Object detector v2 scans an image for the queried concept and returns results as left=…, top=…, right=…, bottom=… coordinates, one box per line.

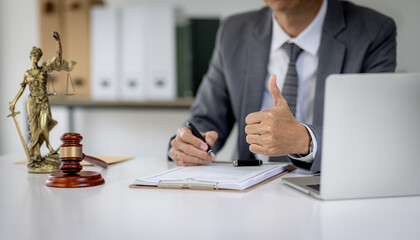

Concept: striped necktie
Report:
left=269, top=42, right=303, bottom=162
left=281, top=42, right=303, bottom=116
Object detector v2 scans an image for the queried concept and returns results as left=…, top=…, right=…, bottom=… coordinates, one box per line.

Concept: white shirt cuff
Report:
left=288, top=123, right=317, bottom=163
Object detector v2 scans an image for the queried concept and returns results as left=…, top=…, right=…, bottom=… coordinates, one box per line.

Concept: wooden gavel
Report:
left=59, top=132, right=108, bottom=172
left=46, top=132, right=106, bottom=188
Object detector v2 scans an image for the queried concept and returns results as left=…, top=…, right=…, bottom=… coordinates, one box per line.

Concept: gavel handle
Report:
left=83, top=154, right=108, bottom=169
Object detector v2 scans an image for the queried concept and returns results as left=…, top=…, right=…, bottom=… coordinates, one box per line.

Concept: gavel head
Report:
left=59, top=132, right=83, bottom=174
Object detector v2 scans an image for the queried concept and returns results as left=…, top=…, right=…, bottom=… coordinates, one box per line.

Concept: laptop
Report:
left=282, top=73, right=420, bottom=200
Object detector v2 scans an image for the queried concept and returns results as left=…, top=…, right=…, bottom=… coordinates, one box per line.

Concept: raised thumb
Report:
left=268, top=74, right=284, bottom=107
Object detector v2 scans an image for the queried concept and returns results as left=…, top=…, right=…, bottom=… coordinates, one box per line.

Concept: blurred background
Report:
left=1, top=0, right=419, bottom=161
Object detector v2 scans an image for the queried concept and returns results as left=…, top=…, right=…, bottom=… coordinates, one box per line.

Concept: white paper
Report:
left=133, top=163, right=288, bottom=190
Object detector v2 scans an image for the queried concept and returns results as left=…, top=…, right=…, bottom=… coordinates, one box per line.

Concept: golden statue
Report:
left=8, top=32, right=76, bottom=173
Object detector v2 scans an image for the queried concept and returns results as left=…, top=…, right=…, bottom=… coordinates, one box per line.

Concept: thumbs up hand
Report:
left=245, top=74, right=311, bottom=156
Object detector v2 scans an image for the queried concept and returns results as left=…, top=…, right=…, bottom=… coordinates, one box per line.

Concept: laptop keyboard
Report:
left=307, top=184, right=320, bottom=192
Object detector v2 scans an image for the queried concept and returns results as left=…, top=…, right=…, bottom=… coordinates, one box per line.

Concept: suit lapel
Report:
left=242, top=37, right=272, bottom=116
left=314, top=0, right=346, bottom=126
left=238, top=1, right=348, bottom=157
left=239, top=9, right=272, bottom=159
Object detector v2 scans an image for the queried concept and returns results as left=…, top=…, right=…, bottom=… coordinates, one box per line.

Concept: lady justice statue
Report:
left=8, top=32, right=76, bottom=173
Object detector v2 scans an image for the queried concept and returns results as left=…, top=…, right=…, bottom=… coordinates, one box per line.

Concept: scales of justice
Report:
left=7, top=32, right=106, bottom=187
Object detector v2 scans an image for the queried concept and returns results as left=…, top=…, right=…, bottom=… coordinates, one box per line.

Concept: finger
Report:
left=205, top=154, right=215, bottom=164
left=204, top=131, right=218, bottom=148
left=247, top=121, right=275, bottom=135
left=169, top=147, right=189, bottom=166
left=268, top=74, right=285, bottom=107
left=177, top=127, right=208, bottom=151
left=171, top=148, right=209, bottom=165
left=180, top=153, right=209, bottom=165
left=245, top=111, right=265, bottom=125
left=182, top=162, right=201, bottom=166
left=246, top=134, right=266, bottom=145
left=171, top=137, right=208, bottom=160
left=249, top=144, right=266, bottom=155
left=176, top=157, right=201, bottom=166
left=245, top=123, right=268, bottom=135
left=249, top=144, right=278, bottom=156
left=175, top=157, right=201, bottom=166
left=170, top=148, right=183, bottom=166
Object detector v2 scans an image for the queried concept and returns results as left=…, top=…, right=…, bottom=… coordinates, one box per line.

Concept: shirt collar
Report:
left=270, top=0, right=327, bottom=56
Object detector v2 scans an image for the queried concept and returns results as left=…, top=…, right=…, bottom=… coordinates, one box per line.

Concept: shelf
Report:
left=49, top=98, right=195, bottom=109
left=49, top=97, right=194, bottom=131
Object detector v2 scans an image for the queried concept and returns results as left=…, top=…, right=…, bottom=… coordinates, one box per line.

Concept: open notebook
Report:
left=132, top=163, right=289, bottom=191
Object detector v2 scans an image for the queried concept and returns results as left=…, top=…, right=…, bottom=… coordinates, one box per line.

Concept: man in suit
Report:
left=169, top=0, right=396, bottom=172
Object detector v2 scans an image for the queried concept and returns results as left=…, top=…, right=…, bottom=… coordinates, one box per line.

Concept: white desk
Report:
left=1, top=154, right=419, bottom=240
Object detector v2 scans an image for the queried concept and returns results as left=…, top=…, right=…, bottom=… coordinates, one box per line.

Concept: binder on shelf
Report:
left=62, top=0, right=93, bottom=98
left=38, top=0, right=66, bottom=96
left=144, top=5, right=177, bottom=101
left=90, top=7, right=120, bottom=101
left=39, top=0, right=102, bottom=98
left=190, top=18, right=220, bottom=96
left=130, top=163, right=293, bottom=192
left=176, top=16, right=193, bottom=98
left=120, top=6, right=148, bottom=101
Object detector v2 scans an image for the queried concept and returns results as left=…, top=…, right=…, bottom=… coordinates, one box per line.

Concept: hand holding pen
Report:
left=169, top=121, right=218, bottom=166
left=186, top=122, right=216, bottom=158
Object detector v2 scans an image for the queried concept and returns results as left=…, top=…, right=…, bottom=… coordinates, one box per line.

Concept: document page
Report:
left=133, top=163, right=288, bottom=190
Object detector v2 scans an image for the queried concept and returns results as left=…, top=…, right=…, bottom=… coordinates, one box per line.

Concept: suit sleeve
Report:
left=167, top=18, right=236, bottom=160
left=362, top=17, right=397, bottom=73
left=188, top=18, right=236, bottom=152
left=293, top=17, right=397, bottom=172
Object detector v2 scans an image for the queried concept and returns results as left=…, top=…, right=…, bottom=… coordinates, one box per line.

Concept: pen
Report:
left=233, top=159, right=263, bottom=167
left=186, top=121, right=216, bottom=158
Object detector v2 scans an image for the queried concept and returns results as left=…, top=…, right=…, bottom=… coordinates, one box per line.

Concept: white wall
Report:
left=1, top=0, right=419, bottom=160
left=0, top=0, right=37, bottom=155
left=350, top=0, right=420, bottom=73
left=104, top=0, right=266, bottom=18
left=71, top=108, right=192, bottom=159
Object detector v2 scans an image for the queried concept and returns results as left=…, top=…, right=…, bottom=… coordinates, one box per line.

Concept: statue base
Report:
left=45, top=171, right=105, bottom=188
left=27, top=154, right=61, bottom=173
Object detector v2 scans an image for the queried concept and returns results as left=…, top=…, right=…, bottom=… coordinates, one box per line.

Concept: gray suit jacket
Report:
left=183, top=0, right=396, bottom=172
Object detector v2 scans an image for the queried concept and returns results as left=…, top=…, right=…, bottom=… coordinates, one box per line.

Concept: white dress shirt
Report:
left=256, top=0, right=327, bottom=162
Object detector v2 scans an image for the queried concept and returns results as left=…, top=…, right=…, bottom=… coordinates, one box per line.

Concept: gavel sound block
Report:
left=46, top=133, right=105, bottom=188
